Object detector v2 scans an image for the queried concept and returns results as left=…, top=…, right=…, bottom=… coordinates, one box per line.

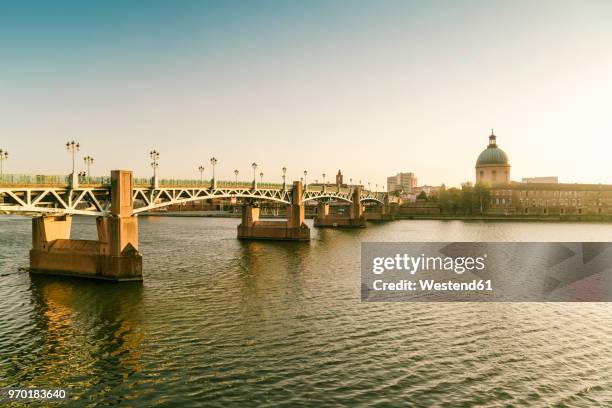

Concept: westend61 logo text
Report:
left=362, top=242, right=612, bottom=302
left=372, top=254, right=487, bottom=275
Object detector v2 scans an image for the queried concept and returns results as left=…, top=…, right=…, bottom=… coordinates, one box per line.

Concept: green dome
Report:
left=476, top=145, right=509, bottom=166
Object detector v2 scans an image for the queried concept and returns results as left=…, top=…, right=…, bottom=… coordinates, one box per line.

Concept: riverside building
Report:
left=474, top=131, right=612, bottom=217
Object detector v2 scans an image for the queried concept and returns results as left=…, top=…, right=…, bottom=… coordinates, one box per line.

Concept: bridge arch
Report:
left=132, top=190, right=292, bottom=214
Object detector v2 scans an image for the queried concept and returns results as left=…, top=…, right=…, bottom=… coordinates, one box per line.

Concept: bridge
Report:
left=0, top=174, right=387, bottom=216
left=1, top=170, right=394, bottom=282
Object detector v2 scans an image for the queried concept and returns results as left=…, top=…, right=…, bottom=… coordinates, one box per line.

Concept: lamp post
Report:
left=282, top=166, right=287, bottom=189
left=150, top=150, right=160, bottom=188
left=198, top=165, right=205, bottom=184
left=259, top=172, right=264, bottom=183
left=252, top=162, right=258, bottom=189
left=210, top=157, right=218, bottom=188
left=303, top=170, right=308, bottom=189
left=83, top=155, right=94, bottom=183
left=322, top=173, right=326, bottom=191
left=0, top=149, right=8, bottom=179
left=66, top=141, right=80, bottom=174
left=66, top=141, right=80, bottom=187
left=234, top=169, right=239, bottom=184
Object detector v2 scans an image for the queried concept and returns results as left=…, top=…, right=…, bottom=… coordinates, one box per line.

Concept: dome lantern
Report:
left=488, top=129, right=497, bottom=147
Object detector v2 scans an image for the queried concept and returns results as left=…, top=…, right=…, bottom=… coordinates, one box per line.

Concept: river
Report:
left=1, top=216, right=611, bottom=406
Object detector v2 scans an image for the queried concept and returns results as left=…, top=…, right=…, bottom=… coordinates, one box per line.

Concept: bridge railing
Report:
left=0, top=174, right=70, bottom=186
left=132, top=177, right=286, bottom=189
left=0, top=174, right=113, bottom=187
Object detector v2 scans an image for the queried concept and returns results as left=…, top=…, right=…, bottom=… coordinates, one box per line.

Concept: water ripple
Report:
left=1, top=217, right=612, bottom=406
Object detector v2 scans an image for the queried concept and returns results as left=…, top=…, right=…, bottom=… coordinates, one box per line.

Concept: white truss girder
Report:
left=1, top=185, right=387, bottom=216
left=0, top=187, right=110, bottom=216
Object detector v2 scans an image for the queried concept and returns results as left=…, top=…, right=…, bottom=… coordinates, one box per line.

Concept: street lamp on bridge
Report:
left=259, top=172, right=264, bottom=184
left=234, top=169, right=239, bottom=184
left=66, top=141, right=80, bottom=173
left=252, top=162, right=258, bottom=189
left=66, top=141, right=80, bottom=187
left=83, top=155, right=94, bottom=183
left=282, top=167, right=287, bottom=190
left=303, top=170, right=308, bottom=189
left=0, top=149, right=8, bottom=178
left=210, top=157, right=218, bottom=188
left=198, top=165, right=205, bottom=184
left=150, top=150, right=160, bottom=188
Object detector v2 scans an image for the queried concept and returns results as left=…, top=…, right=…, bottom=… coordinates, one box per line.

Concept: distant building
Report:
left=470, top=130, right=611, bottom=217
left=414, top=185, right=440, bottom=197
left=336, top=170, right=343, bottom=186
left=387, top=172, right=417, bottom=193
left=522, top=176, right=558, bottom=184
left=475, top=131, right=511, bottom=186
left=487, top=183, right=612, bottom=216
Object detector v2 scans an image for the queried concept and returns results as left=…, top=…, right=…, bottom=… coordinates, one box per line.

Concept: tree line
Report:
left=434, top=183, right=491, bottom=215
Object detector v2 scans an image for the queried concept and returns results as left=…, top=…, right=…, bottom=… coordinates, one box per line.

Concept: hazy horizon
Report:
left=1, top=0, right=611, bottom=187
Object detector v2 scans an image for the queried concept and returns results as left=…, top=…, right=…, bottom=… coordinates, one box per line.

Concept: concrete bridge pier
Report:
left=29, top=170, right=142, bottom=281
left=237, top=180, right=310, bottom=241
left=314, top=186, right=366, bottom=228
left=364, top=195, right=395, bottom=221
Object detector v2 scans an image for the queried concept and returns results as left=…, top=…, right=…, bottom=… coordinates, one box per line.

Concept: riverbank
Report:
left=140, top=211, right=286, bottom=218
left=393, top=214, right=612, bottom=222
left=140, top=211, right=612, bottom=222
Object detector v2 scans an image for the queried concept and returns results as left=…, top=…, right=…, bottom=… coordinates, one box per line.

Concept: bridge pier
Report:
left=29, top=170, right=143, bottom=281
left=237, top=181, right=310, bottom=241
left=314, top=186, right=366, bottom=228
left=364, top=195, right=394, bottom=221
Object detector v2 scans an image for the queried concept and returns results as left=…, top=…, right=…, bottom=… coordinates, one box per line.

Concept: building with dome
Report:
left=475, top=131, right=510, bottom=186
left=470, top=129, right=612, bottom=218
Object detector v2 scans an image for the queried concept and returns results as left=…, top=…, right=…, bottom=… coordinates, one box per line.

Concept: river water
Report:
left=1, top=216, right=611, bottom=407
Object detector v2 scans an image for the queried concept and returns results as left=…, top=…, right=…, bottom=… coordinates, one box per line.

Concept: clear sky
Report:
left=1, top=0, right=611, bottom=187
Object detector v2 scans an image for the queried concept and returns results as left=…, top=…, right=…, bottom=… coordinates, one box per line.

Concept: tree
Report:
left=473, top=182, right=491, bottom=215
left=460, top=183, right=474, bottom=214
left=417, top=191, right=428, bottom=201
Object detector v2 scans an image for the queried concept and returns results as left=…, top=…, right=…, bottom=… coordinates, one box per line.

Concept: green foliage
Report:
left=437, top=182, right=491, bottom=215
left=417, top=191, right=428, bottom=201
